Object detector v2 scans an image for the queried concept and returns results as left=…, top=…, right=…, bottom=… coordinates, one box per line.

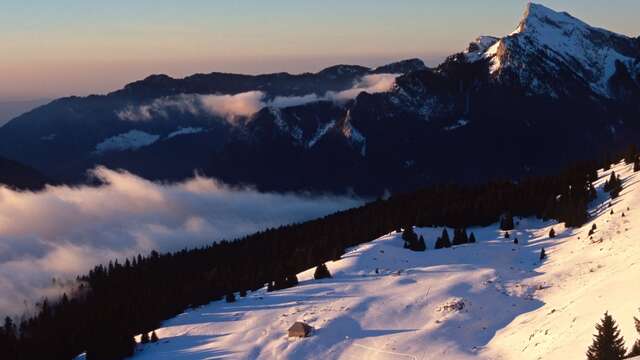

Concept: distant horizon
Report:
left=0, top=53, right=446, bottom=102
left=2, top=0, right=639, bottom=101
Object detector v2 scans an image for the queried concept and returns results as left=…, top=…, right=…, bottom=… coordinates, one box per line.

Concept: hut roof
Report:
left=288, top=322, right=313, bottom=338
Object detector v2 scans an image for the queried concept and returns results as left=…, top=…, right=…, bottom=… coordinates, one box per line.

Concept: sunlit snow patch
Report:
left=166, top=127, right=205, bottom=139
left=95, top=130, right=160, bottom=153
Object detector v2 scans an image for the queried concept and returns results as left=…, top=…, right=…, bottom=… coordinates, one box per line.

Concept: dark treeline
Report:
left=0, top=155, right=624, bottom=359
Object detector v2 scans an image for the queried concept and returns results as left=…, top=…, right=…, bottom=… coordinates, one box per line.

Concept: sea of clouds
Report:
left=116, top=73, right=399, bottom=122
left=0, top=167, right=361, bottom=317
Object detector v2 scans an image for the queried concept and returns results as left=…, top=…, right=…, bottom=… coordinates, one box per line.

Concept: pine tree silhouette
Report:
left=604, top=172, right=622, bottom=199
left=500, top=212, right=515, bottom=230
left=453, top=228, right=466, bottom=245
left=540, top=248, right=547, bottom=261
left=627, top=315, right=640, bottom=357
left=624, top=144, right=638, bottom=165
left=441, top=229, right=451, bottom=248
left=225, top=293, right=236, bottom=303
left=468, top=232, right=476, bottom=243
left=586, top=312, right=627, bottom=360
left=286, top=274, right=299, bottom=287
left=417, top=235, right=427, bottom=251
left=141, top=332, right=150, bottom=344
left=314, top=263, right=332, bottom=279
left=549, top=228, right=556, bottom=238
left=150, top=331, right=159, bottom=343
left=629, top=340, right=640, bottom=358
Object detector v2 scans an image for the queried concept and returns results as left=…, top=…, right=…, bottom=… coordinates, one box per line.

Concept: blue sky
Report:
left=1, top=0, right=638, bottom=99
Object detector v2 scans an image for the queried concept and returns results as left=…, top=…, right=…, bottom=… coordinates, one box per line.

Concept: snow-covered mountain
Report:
left=0, top=3, right=639, bottom=195
left=467, top=3, right=640, bottom=99
left=122, top=161, right=640, bottom=360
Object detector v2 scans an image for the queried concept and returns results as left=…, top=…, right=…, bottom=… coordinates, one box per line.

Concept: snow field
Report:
left=130, top=161, right=640, bottom=359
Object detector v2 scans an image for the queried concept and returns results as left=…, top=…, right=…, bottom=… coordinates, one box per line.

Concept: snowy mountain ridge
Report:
left=468, top=3, right=640, bottom=98
left=2, top=3, right=639, bottom=196
left=122, top=161, right=640, bottom=359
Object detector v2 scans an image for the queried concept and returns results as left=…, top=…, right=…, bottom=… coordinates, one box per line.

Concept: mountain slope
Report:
left=0, top=156, right=51, bottom=190
left=125, top=161, right=640, bottom=360
left=1, top=4, right=639, bottom=196
left=0, top=61, right=421, bottom=185
left=468, top=3, right=640, bottom=99
left=0, top=98, right=51, bottom=126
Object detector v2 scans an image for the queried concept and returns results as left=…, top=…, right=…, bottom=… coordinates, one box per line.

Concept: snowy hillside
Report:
left=119, top=160, right=640, bottom=359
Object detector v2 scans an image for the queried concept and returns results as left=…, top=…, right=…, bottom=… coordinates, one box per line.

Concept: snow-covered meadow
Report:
left=128, top=161, right=640, bottom=359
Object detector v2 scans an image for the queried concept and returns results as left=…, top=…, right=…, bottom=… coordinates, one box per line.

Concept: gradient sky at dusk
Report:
left=1, top=0, right=639, bottom=100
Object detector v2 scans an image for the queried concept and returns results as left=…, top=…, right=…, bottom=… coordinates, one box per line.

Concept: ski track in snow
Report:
left=124, top=161, right=640, bottom=359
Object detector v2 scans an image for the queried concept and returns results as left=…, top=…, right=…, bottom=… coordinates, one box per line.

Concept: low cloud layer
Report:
left=116, top=74, right=399, bottom=122
left=116, top=92, right=264, bottom=123
left=0, top=167, right=361, bottom=317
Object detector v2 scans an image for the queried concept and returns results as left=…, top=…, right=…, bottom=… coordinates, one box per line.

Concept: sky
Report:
left=1, top=0, right=639, bottom=101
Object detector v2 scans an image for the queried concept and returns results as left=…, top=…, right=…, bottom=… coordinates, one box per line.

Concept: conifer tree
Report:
left=468, top=232, right=476, bottom=243
left=417, top=235, right=427, bottom=251
left=434, top=236, right=444, bottom=249
left=128, top=335, right=137, bottom=356
left=624, top=144, right=638, bottom=165
left=453, top=228, right=467, bottom=246
left=441, top=229, right=451, bottom=248
left=500, top=212, right=515, bottom=231
left=586, top=312, right=627, bottom=360
left=549, top=228, right=556, bottom=238
left=286, top=274, right=299, bottom=287
left=314, top=263, right=332, bottom=279
left=402, top=227, right=420, bottom=250
left=514, top=238, right=519, bottom=245
left=504, top=231, right=510, bottom=239
left=627, top=315, right=640, bottom=357
left=604, top=172, right=622, bottom=199
left=540, top=248, right=547, bottom=261
left=141, top=332, right=150, bottom=344
left=3, top=317, right=16, bottom=340
left=225, top=293, right=236, bottom=303
left=150, top=331, right=159, bottom=343
left=434, top=229, right=451, bottom=249
left=1, top=316, right=17, bottom=357
left=629, top=341, right=640, bottom=358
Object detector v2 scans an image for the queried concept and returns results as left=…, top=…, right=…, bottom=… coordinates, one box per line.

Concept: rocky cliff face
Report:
left=470, top=3, right=640, bottom=99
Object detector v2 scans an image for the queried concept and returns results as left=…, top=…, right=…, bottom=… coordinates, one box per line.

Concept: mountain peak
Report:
left=514, top=2, right=586, bottom=35
left=466, top=2, right=640, bottom=98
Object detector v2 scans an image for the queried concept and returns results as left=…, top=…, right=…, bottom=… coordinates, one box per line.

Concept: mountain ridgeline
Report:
left=0, top=4, right=639, bottom=195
